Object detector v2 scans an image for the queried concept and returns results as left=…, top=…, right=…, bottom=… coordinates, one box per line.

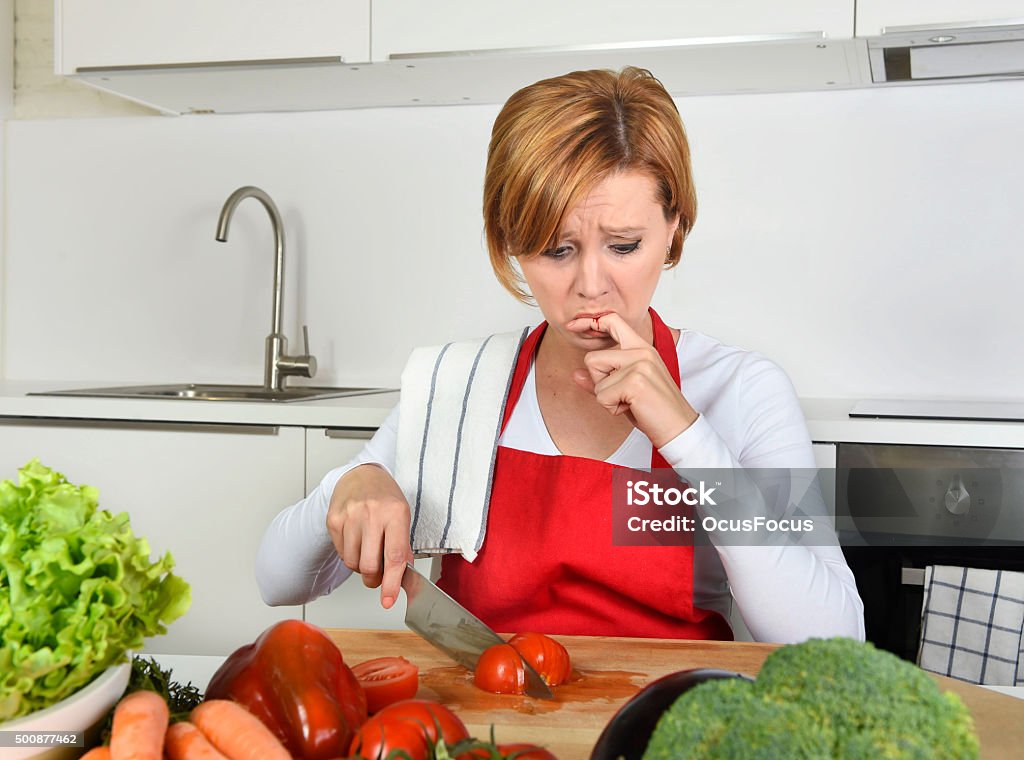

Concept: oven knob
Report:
left=944, top=474, right=970, bottom=515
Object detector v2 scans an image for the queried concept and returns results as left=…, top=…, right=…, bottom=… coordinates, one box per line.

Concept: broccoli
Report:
left=643, top=678, right=833, bottom=760
left=642, top=678, right=754, bottom=758
left=641, top=637, right=979, bottom=760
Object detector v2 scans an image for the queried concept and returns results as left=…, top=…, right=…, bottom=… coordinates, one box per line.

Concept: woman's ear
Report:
left=667, top=213, right=681, bottom=251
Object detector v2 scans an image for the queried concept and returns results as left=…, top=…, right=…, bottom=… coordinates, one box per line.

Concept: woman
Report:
left=256, top=67, right=864, bottom=643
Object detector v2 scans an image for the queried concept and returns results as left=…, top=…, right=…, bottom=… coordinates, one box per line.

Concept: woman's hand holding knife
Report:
left=326, top=464, right=414, bottom=609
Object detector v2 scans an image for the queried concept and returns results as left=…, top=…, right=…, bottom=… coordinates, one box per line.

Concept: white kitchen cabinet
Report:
left=811, top=442, right=837, bottom=518
left=54, top=0, right=865, bottom=113
left=55, top=0, right=370, bottom=75
left=302, top=427, right=435, bottom=632
left=303, top=427, right=376, bottom=494
left=856, top=1, right=1024, bottom=36
left=0, top=418, right=305, bottom=656
left=373, top=0, right=854, bottom=61
left=811, top=442, right=837, bottom=469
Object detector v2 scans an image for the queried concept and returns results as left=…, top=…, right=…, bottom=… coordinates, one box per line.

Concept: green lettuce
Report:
left=0, top=459, right=191, bottom=720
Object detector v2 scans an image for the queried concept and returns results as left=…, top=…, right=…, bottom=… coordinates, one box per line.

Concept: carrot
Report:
left=164, top=721, right=230, bottom=760
left=81, top=748, right=111, bottom=760
left=109, top=689, right=169, bottom=760
left=189, top=699, right=291, bottom=760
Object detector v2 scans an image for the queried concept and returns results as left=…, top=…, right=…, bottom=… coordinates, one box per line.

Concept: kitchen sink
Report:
left=29, top=383, right=395, bottom=403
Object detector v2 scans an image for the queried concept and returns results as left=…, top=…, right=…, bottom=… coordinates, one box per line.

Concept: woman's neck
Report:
left=536, top=329, right=589, bottom=378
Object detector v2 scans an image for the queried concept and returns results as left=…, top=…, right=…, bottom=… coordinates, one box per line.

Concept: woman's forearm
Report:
left=255, top=404, right=400, bottom=605
left=657, top=356, right=865, bottom=643
left=255, top=464, right=353, bottom=606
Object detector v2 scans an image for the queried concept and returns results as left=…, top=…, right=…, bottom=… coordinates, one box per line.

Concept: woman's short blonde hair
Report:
left=484, top=67, right=697, bottom=303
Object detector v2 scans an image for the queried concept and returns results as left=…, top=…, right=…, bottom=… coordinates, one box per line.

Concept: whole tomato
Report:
left=498, top=744, right=559, bottom=760
left=349, top=699, right=469, bottom=759
left=465, top=743, right=559, bottom=760
left=474, top=644, right=526, bottom=695
left=351, top=719, right=430, bottom=760
left=508, top=633, right=571, bottom=687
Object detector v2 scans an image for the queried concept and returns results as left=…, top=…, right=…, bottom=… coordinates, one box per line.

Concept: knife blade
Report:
left=401, top=561, right=554, bottom=699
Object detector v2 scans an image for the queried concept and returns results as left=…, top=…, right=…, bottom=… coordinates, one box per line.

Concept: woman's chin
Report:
left=564, top=329, right=615, bottom=348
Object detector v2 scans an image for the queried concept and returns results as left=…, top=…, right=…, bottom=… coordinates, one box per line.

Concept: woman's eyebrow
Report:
left=601, top=226, right=646, bottom=235
left=555, top=225, right=646, bottom=239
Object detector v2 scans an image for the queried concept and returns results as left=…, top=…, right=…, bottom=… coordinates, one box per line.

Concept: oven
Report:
left=836, top=443, right=1024, bottom=662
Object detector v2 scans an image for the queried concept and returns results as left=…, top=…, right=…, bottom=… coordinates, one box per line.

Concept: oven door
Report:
left=836, top=443, right=1024, bottom=662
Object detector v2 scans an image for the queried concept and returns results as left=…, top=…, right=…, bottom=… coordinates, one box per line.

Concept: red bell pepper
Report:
left=206, top=619, right=368, bottom=760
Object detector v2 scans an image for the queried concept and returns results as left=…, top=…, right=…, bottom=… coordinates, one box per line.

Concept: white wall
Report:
left=13, top=0, right=153, bottom=119
left=4, top=78, right=1024, bottom=400
left=0, top=0, right=13, bottom=379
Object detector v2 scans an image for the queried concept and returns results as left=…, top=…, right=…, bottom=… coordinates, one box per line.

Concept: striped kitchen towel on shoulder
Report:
left=395, top=326, right=530, bottom=562
left=917, top=564, right=1024, bottom=686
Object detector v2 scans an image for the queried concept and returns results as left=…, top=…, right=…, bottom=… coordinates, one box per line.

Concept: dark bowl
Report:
left=589, top=668, right=752, bottom=760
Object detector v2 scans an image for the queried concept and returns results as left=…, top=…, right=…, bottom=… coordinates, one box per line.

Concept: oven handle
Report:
left=902, top=568, right=926, bottom=586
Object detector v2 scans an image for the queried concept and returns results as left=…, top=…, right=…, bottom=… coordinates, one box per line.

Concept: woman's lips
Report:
left=569, top=311, right=616, bottom=337
left=572, top=310, right=614, bottom=321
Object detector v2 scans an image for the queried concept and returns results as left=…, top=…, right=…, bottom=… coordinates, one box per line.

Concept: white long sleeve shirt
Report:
left=256, top=329, right=865, bottom=644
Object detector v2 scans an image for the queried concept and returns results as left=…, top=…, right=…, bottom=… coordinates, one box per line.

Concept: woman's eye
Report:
left=542, top=246, right=572, bottom=259
left=611, top=241, right=641, bottom=255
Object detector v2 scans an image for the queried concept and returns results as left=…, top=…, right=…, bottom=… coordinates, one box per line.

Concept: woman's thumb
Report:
left=572, top=368, right=595, bottom=393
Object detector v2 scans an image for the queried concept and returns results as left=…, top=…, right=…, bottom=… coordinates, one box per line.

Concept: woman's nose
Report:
left=574, top=247, right=610, bottom=299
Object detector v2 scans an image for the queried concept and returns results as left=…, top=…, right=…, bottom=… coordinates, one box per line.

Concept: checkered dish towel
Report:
left=917, top=564, right=1024, bottom=686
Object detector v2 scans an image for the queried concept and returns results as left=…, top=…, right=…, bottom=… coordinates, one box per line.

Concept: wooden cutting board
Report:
left=326, top=629, right=1024, bottom=760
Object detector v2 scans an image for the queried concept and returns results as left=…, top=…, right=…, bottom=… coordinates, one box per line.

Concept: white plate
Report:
left=0, top=661, right=131, bottom=760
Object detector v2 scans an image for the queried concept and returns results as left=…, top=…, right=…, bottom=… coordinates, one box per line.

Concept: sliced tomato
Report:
left=474, top=643, right=526, bottom=695
left=508, top=632, right=571, bottom=687
left=348, top=698, right=469, bottom=759
left=351, top=656, right=420, bottom=714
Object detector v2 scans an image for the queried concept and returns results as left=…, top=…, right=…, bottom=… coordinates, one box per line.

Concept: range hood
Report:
left=866, top=20, right=1024, bottom=84
left=70, top=35, right=864, bottom=115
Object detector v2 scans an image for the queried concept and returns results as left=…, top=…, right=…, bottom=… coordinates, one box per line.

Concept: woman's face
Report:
left=519, top=170, right=679, bottom=351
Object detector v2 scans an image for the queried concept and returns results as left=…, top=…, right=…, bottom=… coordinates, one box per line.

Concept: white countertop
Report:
left=2, top=381, right=1024, bottom=447
left=0, top=379, right=399, bottom=429
left=801, top=397, right=1024, bottom=449
left=149, top=654, right=227, bottom=692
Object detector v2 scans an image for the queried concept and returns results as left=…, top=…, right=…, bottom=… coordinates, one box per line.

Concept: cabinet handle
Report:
left=0, top=417, right=279, bottom=435
left=389, top=32, right=826, bottom=61
left=324, top=428, right=376, bottom=440
left=76, top=56, right=344, bottom=74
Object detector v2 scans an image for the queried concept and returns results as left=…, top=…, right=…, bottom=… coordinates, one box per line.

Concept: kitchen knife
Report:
left=401, top=562, right=554, bottom=699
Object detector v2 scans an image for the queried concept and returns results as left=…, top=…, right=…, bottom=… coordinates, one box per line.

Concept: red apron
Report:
left=438, top=308, right=733, bottom=639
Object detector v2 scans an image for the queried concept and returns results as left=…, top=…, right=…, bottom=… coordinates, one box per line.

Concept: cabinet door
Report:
left=373, top=0, right=853, bottom=61
left=811, top=442, right=837, bottom=469
left=56, top=0, right=371, bottom=74
left=856, top=1, right=1024, bottom=36
left=303, top=427, right=436, bottom=631
left=811, top=443, right=837, bottom=519
left=0, top=419, right=305, bottom=655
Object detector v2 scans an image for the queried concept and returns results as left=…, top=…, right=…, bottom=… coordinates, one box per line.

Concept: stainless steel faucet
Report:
left=215, top=186, right=317, bottom=392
